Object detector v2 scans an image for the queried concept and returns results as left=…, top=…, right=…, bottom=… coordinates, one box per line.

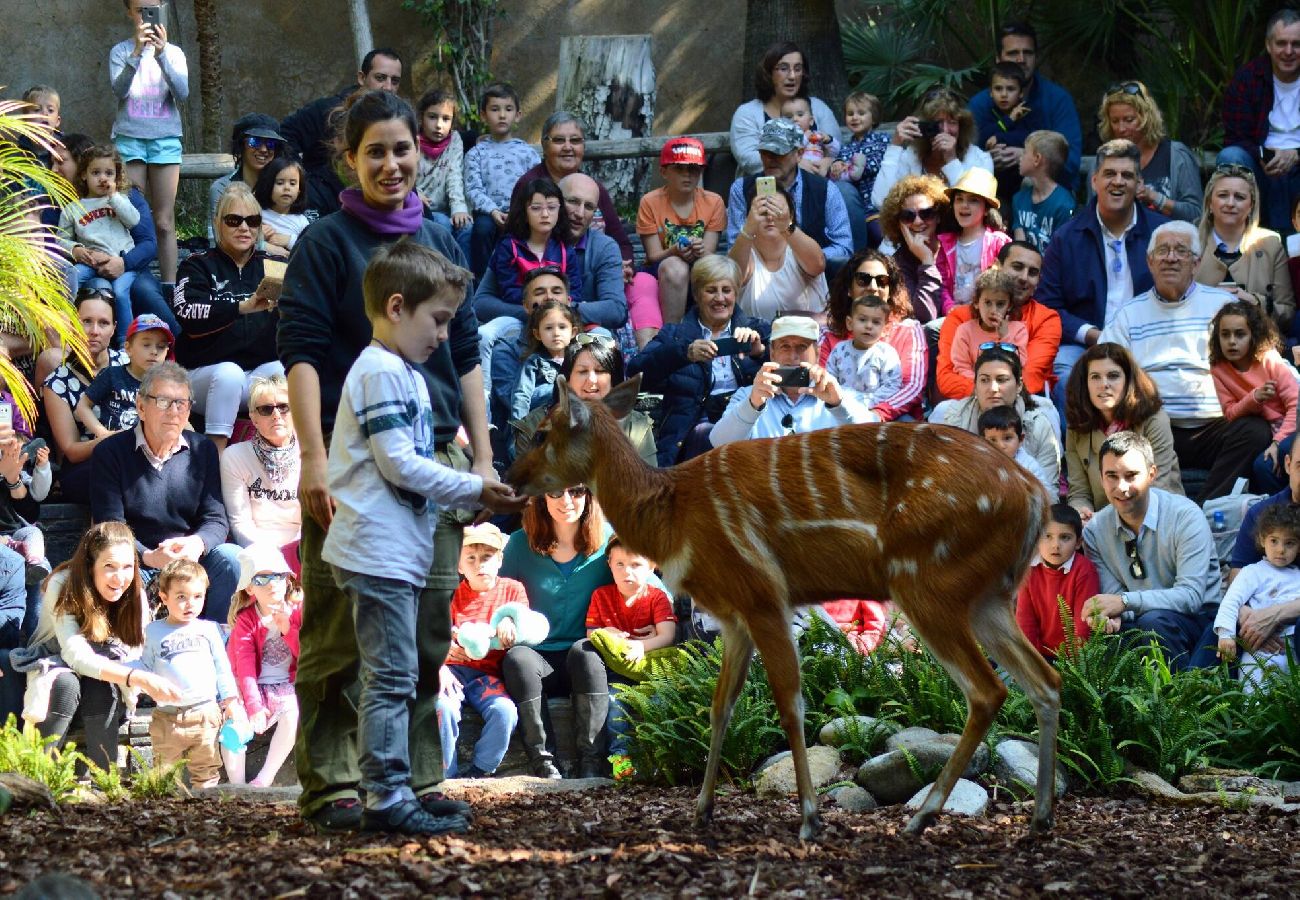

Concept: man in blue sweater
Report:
left=90, top=362, right=240, bottom=623
left=968, top=21, right=1083, bottom=190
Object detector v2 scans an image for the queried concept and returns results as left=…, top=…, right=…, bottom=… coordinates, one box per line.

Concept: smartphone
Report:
left=756, top=176, right=777, bottom=197
left=1219, top=280, right=1240, bottom=290
left=140, top=4, right=162, bottom=27
left=917, top=120, right=942, bottom=140
left=1261, top=147, right=1277, bottom=164
left=712, top=336, right=745, bottom=356
left=0, top=401, right=12, bottom=430
left=21, top=438, right=47, bottom=459
left=773, top=365, right=811, bottom=388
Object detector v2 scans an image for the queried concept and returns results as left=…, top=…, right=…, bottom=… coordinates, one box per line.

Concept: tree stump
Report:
left=557, top=35, right=656, bottom=211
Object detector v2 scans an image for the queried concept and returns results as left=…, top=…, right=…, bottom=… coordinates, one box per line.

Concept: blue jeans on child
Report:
left=607, top=675, right=636, bottom=757
left=331, top=566, right=423, bottom=798
left=435, top=664, right=518, bottom=776
left=425, top=210, right=473, bottom=268
left=470, top=211, right=501, bottom=277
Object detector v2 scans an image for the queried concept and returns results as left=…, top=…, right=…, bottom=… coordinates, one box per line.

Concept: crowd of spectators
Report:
left=6, top=3, right=1300, bottom=825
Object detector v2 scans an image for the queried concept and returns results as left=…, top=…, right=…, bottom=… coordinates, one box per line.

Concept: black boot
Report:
left=573, top=692, right=610, bottom=779
left=516, top=698, right=561, bottom=779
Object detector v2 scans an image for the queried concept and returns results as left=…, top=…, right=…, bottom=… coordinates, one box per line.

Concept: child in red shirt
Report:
left=437, top=523, right=529, bottom=778
left=1016, top=504, right=1098, bottom=659
left=585, top=537, right=676, bottom=774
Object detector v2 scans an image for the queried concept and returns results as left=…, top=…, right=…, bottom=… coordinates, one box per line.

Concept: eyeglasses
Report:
left=780, top=413, right=796, bottom=433
left=244, top=136, right=283, bottom=152
left=773, top=63, right=805, bottom=75
left=254, top=402, right=290, bottom=417
left=527, top=203, right=561, bottom=214
left=1124, top=538, right=1146, bottom=580
left=250, top=572, right=288, bottom=587
left=545, top=485, right=589, bottom=499
left=979, top=341, right=1019, bottom=354
left=141, top=393, right=192, bottom=412
left=852, top=272, right=892, bottom=289
left=1214, top=163, right=1256, bottom=181
left=222, top=213, right=263, bottom=230
left=76, top=287, right=113, bottom=304
left=897, top=207, right=939, bottom=224
left=1105, top=81, right=1146, bottom=98
left=1108, top=238, right=1125, bottom=275
left=548, top=136, right=585, bottom=146
left=1151, top=245, right=1194, bottom=260
left=573, top=332, right=615, bottom=349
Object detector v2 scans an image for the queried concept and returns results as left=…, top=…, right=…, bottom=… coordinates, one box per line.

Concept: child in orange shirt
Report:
left=1209, top=300, right=1298, bottom=493
left=585, top=537, right=676, bottom=775
left=949, top=267, right=1028, bottom=382
left=1016, top=504, right=1098, bottom=659
left=437, top=523, right=529, bottom=778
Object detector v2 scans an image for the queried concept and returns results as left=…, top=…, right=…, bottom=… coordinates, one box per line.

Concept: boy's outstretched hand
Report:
left=479, top=477, right=527, bottom=515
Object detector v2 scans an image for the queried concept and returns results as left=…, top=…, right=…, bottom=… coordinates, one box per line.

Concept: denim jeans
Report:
left=425, top=210, right=473, bottom=266
left=130, top=272, right=181, bottom=335
left=332, top=566, right=423, bottom=797
left=435, top=665, right=517, bottom=776
left=470, top=211, right=501, bottom=277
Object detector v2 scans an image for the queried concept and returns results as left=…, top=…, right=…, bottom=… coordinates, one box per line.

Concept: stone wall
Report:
left=3, top=1, right=746, bottom=150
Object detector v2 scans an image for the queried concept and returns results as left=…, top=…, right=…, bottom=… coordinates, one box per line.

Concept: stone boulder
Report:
left=818, top=716, right=897, bottom=750
left=1177, top=768, right=1284, bottom=797
left=828, top=784, right=877, bottom=813
left=755, top=746, right=843, bottom=797
left=905, top=778, right=989, bottom=817
left=990, top=740, right=1068, bottom=799
left=885, top=727, right=940, bottom=752
left=856, top=742, right=959, bottom=804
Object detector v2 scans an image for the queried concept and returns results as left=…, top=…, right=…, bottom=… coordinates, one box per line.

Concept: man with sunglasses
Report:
left=967, top=21, right=1083, bottom=190
left=1081, top=431, right=1221, bottom=670
left=1039, top=139, right=1168, bottom=417
left=1220, top=9, right=1300, bottom=233
left=280, top=47, right=404, bottom=216
left=90, top=361, right=243, bottom=624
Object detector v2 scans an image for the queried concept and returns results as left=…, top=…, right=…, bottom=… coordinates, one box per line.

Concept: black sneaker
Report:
left=362, top=798, right=470, bottom=836
left=306, top=797, right=363, bottom=834
left=419, top=791, right=474, bottom=819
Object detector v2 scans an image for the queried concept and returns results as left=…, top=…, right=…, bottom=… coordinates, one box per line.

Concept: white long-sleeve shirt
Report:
left=322, top=345, right=483, bottom=585
left=1214, top=558, right=1300, bottom=638
left=29, top=571, right=146, bottom=680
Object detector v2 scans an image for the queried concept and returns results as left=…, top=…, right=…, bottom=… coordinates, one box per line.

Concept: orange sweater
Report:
left=1211, top=352, right=1298, bottom=443
left=937, top=299, right=1062, bottom=399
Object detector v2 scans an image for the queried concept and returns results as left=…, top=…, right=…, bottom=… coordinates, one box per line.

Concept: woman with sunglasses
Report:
left=208, top=113, right=289, bottom=242
left=220, top=374, right=301, bottom=566
left=929, top=345, right=1062, bottom=486
left=871, top=88, right=993, bottom=213
left=1194, top=165, right=1295, bottom=332
left=498, top=486, right=666, bottom=778
left=510, top=334, right=656, bottom=466
left=1063, top=342, right=1182, bottom=524
left=40, top=288, right=129, bottom=502
left=877, top=175, right=947, bottom=324
left=173, top=182, right=284, bottom=452
left=1094, top=81, right=1201, bottom=223
left=820, top=248, right=927, bottom=420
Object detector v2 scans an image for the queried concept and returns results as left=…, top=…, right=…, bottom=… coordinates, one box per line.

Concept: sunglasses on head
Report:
left=254, top=402, right=290, bottom=417
left=1124, top=538, right=1145, bottom=581
left=1215, top=163, right=1256, bottom=180
left=545, top=485, right=589, bottom=499
left=1106, top=81, right=1145, bottom=98
left=573, top=332, right=615, bottom=349
left=979, top=341, right=1019, bottom=354
left=852, top=271, right=891, bottom=289
left=244, top=136, right=282, bottom=151
left=250, top=572, right=288, bottom=587
left=897, top=207, right=939, bottom=224
left=222, top=213, right=263, bottom=229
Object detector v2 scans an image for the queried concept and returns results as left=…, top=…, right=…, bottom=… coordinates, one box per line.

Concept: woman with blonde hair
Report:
left=871, top=87, right=993, bottom=211
left=1094, top=80, right=1201, bottom=222
left=1194, top=164, right=1295, bottom=333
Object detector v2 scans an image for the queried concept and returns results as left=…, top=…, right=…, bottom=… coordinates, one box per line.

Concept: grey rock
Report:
left=754, top=750, right=792, bottom=777
left=1284, top=782, right=1300, bottom=801
left=923, top=734, right=991, bottom=777
left=755, top=746, right=843, bottom=797
left=856, top=743, right=960, bottom=804
left=1177, top=770, right=1283, bottom=797
left=828, top=784, right=877, bottom=812
left=818, top=716, right=896, bottom=749
left=905, top=778, right=988, bottom=817
left=991, top=740, right=1068, bottom=799
left=885, top=726, right=940, bottom=752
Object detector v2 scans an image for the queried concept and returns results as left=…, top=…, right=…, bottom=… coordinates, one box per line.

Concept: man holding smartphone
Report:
left=710, top=315, right=876, bottom=444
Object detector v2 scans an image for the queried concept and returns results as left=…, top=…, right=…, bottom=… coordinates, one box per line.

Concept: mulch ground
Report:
left=2, top=786, right=1297, bottom=898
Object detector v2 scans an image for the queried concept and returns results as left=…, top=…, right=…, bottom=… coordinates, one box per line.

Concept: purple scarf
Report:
left=338, top=188, right=424, bottom=235
left=419, top=133, right=452, bottom=162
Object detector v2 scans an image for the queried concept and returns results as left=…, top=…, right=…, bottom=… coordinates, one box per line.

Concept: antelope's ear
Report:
left=554, top=376, right=591, bottom=432
left=604, top=374, right=642, bottom=421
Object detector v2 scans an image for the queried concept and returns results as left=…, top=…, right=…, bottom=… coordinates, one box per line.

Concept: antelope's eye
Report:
left=532, top=429, right=549, bottom=448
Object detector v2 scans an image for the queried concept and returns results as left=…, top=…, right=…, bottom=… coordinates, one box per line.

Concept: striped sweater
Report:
left=1098, top=282, right=1233, bottom=425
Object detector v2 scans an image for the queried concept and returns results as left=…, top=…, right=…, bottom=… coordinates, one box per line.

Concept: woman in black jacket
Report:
left=172, top=182, right=283, bottom=450
left=629, top=254, right=770, bottom=464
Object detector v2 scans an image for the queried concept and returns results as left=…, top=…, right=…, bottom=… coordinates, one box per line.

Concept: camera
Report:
left=916, top=120, right=942, bottom=140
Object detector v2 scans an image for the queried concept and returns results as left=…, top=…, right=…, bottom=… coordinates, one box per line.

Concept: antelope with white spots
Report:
left=507, top=375, right=1061, bottom=840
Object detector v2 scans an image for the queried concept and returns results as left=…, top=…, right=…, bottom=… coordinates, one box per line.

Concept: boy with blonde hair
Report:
left=1011, top=130, right=1075, bottom=251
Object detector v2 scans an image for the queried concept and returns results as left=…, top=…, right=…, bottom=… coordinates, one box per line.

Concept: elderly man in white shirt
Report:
left=711, top=315, right=877, bottom=445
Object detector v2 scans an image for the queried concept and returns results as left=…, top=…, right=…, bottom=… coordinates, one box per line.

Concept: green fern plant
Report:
left=0, top=714, right=84, bottom=803
left=85, top=757, right=128, bottom=803
left=126, top=749, right=188, bottom=801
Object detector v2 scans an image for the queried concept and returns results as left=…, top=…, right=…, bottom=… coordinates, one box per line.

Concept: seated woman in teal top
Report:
left=499, top=486, right=667, bottom=780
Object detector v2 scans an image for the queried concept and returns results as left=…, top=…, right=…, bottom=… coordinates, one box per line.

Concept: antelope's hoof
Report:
left=693, top=807, right=713, bottom=831
left=798, top=813, right=823, bottom=842
left=1030, top=813, right=1055, bottom=836
left=903, top=810, right=935, bottom=836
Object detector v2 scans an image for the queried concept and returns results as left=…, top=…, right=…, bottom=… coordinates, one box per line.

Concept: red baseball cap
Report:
left=660, top=137, right=706, bottom=168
